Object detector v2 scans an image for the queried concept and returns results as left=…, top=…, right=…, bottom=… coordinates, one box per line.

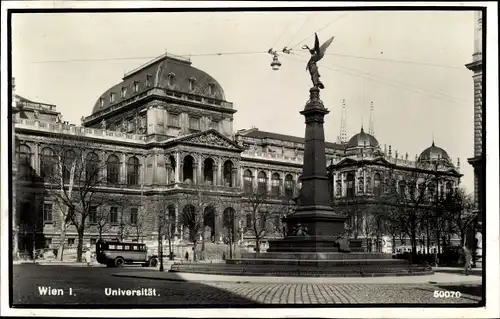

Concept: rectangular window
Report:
left=130, top=207, right=138, bottom=225
left=89, top=206, right=97, bottom=224
left=110, top=92, right=115, bottom=103
left=109, top=207, right=118, bottom=224
left=121, top=87, right=127, bottom=98
left=168, top=113, right=180, bottom=128
left=45, top=238, right=52, bottom=248
left=134, top=81, right=139, bottom=93
left=146, top=74, right=152, bottom=87
left=68, top=238, right=75, bottom=246
left=90, top=238, right=97, bottom=245
left=43, top=203, right=53, bottom=222
left=189, top=117, right=200, bottom=131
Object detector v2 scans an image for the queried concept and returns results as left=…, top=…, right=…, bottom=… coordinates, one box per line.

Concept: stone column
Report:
left=266, top=170, right=272, bottom=193
left=192, top=163, right=198, bottom=184
left=232, top=167, right=237, bottom=188
left=253, top=168, right=258, bottom=190
left=174, top=202, right=179, bottom=237
left=175, top=152, right=181, bottom=183
left=217, top=160, right=223, bottom=186
left=120, top=153, right=127, bottom=184
left=212, top=159, right=217, bottom=186
left=197, top=155, right=203, bottom=184
left=165, top=163, right=172, bottom=184
left=33, top=142, right=40, bottom=175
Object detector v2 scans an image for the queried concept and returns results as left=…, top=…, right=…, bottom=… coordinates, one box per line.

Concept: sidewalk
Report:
left=433, top=266, right=482, bottom=276
left=112, top=270, right=482, bottom=285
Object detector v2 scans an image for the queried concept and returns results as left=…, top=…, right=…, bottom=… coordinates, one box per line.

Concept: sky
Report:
left=11, top=10, right=477, bottom=193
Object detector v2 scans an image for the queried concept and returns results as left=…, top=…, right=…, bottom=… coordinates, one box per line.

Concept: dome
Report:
left=91, top=53, right=226, bottom=115
left=346, top=127, right=379, bottom=148
left=418, top=141, right=451, bottom=163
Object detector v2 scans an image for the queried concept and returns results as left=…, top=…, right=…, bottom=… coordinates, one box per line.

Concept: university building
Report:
left=12, top=52, right=461, bottom=256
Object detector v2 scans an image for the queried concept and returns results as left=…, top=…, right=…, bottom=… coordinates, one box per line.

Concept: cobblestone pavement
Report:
left=11, top=265, right=481, bottom=306
left=204, top=282, right=482, bottom=304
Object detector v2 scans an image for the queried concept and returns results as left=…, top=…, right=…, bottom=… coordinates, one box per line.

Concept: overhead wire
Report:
left=289, top=13, right=348, bottom=50
left=270, top=16, right=296, bottom=49
left=289, top=53, right=468, bottom=105
left=293, top=50, right=468, bottom=103
left=285, top=12, right=315, bottom=49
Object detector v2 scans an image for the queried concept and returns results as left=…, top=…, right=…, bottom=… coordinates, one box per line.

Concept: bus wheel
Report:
left=149, top=258, right=158, bottom=267
left=114, top=257, right=125, bottom=267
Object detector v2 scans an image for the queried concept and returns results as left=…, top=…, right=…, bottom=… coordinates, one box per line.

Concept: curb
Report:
left=111, top=272, right=482, bottom=285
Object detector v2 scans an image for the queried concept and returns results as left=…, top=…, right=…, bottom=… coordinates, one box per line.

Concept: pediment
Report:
left=371, top=157, right=391, bottom=165
left=179, top=129, right=243, bottom=151
left=335, top=157, right=359, bottom=166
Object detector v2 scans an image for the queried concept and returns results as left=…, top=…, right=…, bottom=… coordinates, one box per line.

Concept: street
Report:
left=11, top=264, right=482, bottom=306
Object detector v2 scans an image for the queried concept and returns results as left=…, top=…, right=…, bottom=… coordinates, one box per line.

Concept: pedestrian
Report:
left=85, top=246, right=92, bottom=267
left=463, top=245, right=472, bottom=275
left=185, top=251, right=189, bottom=262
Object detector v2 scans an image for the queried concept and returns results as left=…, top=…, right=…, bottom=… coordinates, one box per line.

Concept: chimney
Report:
left=388, top=145, right=392, bottom=157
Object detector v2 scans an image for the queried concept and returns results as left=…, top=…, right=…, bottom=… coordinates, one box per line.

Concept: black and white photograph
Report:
left=1, top=1, right=498, bottom=318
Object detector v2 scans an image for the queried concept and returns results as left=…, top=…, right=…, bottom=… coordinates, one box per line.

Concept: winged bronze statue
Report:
left=302, top=33, right=335, bottom=89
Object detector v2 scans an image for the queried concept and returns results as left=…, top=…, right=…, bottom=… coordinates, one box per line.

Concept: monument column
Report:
left=269, top=87, right=349, bottom=253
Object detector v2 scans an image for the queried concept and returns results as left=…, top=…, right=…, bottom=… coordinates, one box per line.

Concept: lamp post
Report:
left=158, top=212, right=164, bottom=272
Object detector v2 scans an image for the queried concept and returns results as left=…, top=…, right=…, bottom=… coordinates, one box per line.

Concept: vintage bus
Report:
left=95, top=240, right=159, bottom=267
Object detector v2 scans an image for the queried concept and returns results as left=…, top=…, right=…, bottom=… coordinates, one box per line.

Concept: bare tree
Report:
left=178, top=191, right=218, bottom=261
left=93, top=206, right=112, bottom=241
left=148, top=197, right=176, bottom=270
left=445, top=188, right=476, bottom=247
left=241, top=190, right=275, bottom=256
left=41, top=131, right=109, bottom=262
left=385, top=166, right=436, bottom=260
left=216, top=197, right=241, bottom=259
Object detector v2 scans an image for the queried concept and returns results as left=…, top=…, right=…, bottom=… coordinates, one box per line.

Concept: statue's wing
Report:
left=313, top=33, right=320, bottom=54
left=319, top=36, right=335, bottom=57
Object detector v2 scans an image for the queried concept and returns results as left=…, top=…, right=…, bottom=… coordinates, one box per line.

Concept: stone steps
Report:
left=227, top=258, right=408, bottom=267
left=170, top=262, right=432, bottom=277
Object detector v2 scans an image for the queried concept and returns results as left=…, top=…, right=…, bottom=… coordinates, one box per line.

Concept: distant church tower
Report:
left=338, top=99, right=348, bottom=144
left=368, top=101, right=375, bottom=136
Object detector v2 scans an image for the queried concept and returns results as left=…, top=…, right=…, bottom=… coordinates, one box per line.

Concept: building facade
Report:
left=465, top=10, right=484, bottom=263
left=12, top=52, right=461, bottom=256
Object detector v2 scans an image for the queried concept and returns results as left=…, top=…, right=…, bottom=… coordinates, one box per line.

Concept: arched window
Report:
left=182, top=155, right=194, bottom=183
left=271, top=173, right=281, bottom=197
left=243, top=170, right=253, bottom=195
left=346, top=173, right=355, bottom=198
left=85, top=152, right=100, bottom=183
left=373, top=173, right=381, bottom=197
left=284, top=174, right=294, bottom=198
left=257, top=171, right=267, bottom=195
left=16, top=144, right=32, bottom=181
left=107, top=154, right=120, bottom=184
left=223, top=160, right=234, bottom=187
left=127, top=157, right=140, bottom=185
left=40, top=147, right=56, bottom=179
left=62, top=150, right=76, bottom=184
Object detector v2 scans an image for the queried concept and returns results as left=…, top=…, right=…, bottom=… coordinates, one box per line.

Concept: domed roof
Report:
left=346, top=127, right=379, bottom=148
left=418, top=141, right=451, bottom=163
left=91, top=53, right=226, bottom=114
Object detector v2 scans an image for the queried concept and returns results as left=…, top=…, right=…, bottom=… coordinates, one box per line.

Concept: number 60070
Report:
left=434, top=290, right=461, bottom=298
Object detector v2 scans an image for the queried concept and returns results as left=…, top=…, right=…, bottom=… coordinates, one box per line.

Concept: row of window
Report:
left=16, top=145, right=141, bottom=186
left=39, top=204, right=139, bottom=225
left=337, top=172, right=455, bottom=198
left=243, top=170, right=298, bottom=196
left=100, top=73, right=217, bottom=107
